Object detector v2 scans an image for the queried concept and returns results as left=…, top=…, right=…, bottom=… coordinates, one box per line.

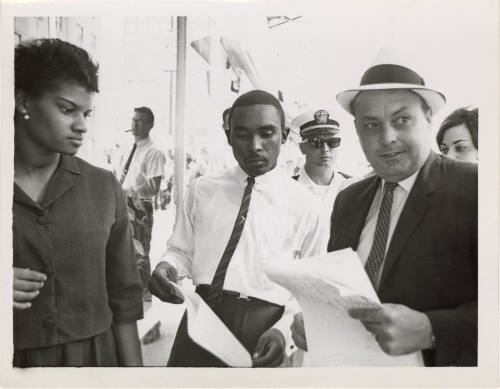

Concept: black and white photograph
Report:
left=0, top=0, right=498, bottom=387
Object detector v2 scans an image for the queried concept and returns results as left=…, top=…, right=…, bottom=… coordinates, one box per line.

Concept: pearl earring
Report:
left=23, top=113, right=30, bottom=120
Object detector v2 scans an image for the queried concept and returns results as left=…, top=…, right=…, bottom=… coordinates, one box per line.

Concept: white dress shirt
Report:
left=296, top=165, right=354, bottom=243
left=357, top=169, right=420, bottom=286
left=162, top=164, right=327, bottom=344
left=120, top=136, right=166, bottom=199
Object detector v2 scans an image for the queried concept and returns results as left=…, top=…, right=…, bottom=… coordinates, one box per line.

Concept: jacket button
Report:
left=37, top=216, right=48, bottom=225
left=42, top=317, right=56, bottom=329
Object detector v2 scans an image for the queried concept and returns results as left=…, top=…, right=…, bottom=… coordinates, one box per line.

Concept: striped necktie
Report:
left=205, top=176, right=255, bottom=309
left=119, top=143, right=137, bottom=185
left=364, top=182, right=398, bottom=290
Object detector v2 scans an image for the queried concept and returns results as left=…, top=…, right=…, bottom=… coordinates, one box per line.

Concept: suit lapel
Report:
left=379, top=152, right=441, bottom=288
left=333, top=176, right=380, bottom=250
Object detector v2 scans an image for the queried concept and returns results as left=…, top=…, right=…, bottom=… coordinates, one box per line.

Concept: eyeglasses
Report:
left=305, top=137, right=341, bottom=149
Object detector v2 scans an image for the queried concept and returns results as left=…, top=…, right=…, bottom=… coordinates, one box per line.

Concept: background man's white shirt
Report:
left=120, top=136, right=166, bottom=198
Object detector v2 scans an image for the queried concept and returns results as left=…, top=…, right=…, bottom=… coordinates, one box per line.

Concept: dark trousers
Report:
left=167, top=285, right=284, bottom=367
left=126, top=197, right=153, bottom=289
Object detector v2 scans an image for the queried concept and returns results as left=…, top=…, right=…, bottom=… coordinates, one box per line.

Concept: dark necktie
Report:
left=364, top=182, right=398, bottom=290
left=205, top=176, right=255, bottom=309
left=120, top=143, right=137, bottom=185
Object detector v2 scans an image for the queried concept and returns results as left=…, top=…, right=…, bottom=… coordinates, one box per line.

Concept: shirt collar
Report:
left=233, top=163, right=282, bottom=187
left=60, top=155, right=81, bottom=175
left=135, top=136, right=152, bottom=148
left=382, top=168, right=420, bottom=193
left=297, top=164, right=338, bottom=188
left=297, top=165, right=314, bottom=186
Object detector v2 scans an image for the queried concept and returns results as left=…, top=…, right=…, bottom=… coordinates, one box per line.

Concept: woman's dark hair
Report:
left=15, top=38, right=99, bottom=97
left=436, top=107, right=478, bottom=149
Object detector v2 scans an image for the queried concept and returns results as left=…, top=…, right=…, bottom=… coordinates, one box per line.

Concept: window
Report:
left=56, top=17, right=64, bottom=33
left=76, top=24, right=84, bottom=44
left=89, top=33, right=96, bottom=51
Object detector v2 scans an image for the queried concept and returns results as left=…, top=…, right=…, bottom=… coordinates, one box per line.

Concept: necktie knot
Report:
left=385, top=182, right=398, bottom=193
left=247, top=176, right=255, bottom=187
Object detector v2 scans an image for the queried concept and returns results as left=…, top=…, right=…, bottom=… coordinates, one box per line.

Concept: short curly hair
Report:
left=436, top=107, right=478, bottom=149
left=15, top=38, right=99, bottom=97
left=229, top=90, right=285, bottom=129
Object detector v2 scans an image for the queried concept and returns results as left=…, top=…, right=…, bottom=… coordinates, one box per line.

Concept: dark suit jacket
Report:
left=328, top=152, right=477, bottom=366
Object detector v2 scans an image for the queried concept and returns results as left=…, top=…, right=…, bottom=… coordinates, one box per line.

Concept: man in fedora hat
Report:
left=293, top=62, right=477, bottom=366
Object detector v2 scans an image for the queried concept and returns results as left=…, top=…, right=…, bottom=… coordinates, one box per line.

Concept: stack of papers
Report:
left=262, top=248, right=424, bottom=366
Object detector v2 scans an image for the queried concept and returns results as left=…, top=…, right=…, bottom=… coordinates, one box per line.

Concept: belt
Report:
left=195, top=284, right=282, bottom=308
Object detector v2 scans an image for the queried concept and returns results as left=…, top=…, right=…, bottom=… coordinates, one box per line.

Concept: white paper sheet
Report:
left=262, top=248, right=424, bottom=366
left=180, top=287, right=252, bottom=367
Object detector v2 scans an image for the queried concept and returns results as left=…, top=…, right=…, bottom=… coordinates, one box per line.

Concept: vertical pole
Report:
left=174, top=17, right=187, bottom=219
left=48, top=17, right=57, bottom=38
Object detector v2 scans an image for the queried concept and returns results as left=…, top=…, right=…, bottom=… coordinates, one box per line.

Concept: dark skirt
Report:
left=13, top=326, right=119, bottom=367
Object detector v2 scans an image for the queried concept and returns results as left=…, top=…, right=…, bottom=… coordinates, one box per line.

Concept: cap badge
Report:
left=314, top=110, right=329, bottom=124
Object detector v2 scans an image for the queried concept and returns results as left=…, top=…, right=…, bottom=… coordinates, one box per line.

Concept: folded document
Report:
left=262, top=248, right=424, bottom=366
left=181, top=287, right=252, bottom=367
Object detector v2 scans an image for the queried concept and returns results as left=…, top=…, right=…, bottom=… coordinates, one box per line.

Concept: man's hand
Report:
left=252, top=328, right=285, bottom=367
left=291, top=312, right=308, bottom=351
left=348, top=303, right=434, bottom=356
left=14, top=267, right=46, bottom=310
left=148, top=261, right=184, bottom=304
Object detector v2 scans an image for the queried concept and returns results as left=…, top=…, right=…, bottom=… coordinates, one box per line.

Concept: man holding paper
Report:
left=294, top=58, right=477, bottom=366
left=149, top=90, right=325, bottom=367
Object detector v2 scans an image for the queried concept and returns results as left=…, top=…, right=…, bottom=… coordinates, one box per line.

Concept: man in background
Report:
left=118, top=106, right=166, bottom=301
left=206, top=107, right=237, bottom=174
left=293, top=109, right=353, bottom=236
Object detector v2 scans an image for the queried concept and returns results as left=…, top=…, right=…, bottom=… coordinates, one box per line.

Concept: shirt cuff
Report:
left=112, top=301, right=144, bottom=323
left=161, top=252, right=191, bottom=278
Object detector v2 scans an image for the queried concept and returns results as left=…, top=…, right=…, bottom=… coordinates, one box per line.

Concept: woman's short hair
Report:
left=436, top=107, right=478, bottom=149
left=15, top=38, right=99, bottom=97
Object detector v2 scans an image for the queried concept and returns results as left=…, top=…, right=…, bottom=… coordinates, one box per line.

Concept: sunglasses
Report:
left=306, top=137, right=341, bottom=149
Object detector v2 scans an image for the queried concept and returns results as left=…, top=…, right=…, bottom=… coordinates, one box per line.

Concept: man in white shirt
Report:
left=118, top=107, right=166, bottom=299
left=293, top=110, right=353, bottom=238
left=289, top=110, right=353, bottom=363
left=149, top=90, right=325, bottom=367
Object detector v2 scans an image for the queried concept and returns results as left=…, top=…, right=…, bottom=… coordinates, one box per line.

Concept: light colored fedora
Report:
left=336, top=63, right=446, bottom=116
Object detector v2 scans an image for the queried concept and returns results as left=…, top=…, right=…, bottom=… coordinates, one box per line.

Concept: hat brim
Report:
left=336, top=83, right=446, bottom=116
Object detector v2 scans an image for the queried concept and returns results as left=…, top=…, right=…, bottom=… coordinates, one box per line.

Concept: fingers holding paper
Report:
left=148, top=261, right=184, bottom=304
left=348, top=303, right=434, bottom=356
left=252, top=328, right=285, bottom=367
